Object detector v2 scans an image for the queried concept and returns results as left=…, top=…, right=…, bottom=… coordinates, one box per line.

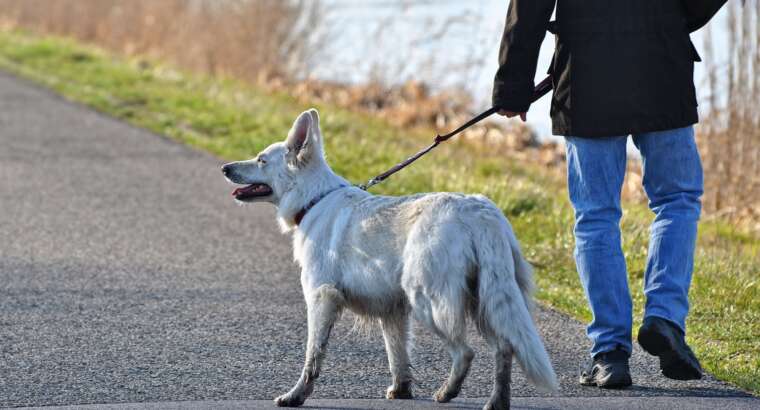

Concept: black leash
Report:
left=358, top=75, right=554, bottom=191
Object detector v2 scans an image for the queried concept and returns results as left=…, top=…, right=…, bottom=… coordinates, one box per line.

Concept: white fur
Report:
left=223, top=109, right=558, bottom=409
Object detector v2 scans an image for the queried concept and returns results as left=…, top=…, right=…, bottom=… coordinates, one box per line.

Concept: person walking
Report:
left=493, top=0, right=727, bottom=388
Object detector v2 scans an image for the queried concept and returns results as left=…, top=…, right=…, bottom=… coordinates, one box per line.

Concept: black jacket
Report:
left=492, top=0, right=727, bottom=137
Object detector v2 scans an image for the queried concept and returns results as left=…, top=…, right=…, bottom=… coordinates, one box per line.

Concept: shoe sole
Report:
left=579, top=377, right=632, bottom=389
left=595, top=376, right=633, bottom=389
left=638, top=327, right=702, bottom=380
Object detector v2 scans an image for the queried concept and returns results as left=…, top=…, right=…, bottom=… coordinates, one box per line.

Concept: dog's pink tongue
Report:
left=232, top=185, right=254, bottom=197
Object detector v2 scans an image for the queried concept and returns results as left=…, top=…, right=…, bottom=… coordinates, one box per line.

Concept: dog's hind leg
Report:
left=402, top=216, right=476, bottom=403
left=483, top=345, right=513, bottom=410
left=403, top=229, right=475, bottom=402
left=381, top=314, right=414, bottom=399
left=275, top=284, right=344, bottom=408
left=432, top=323, right=474, bottom=403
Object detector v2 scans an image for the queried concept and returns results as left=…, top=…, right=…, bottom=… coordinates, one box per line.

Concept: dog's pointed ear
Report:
left=307, top=108, right=322, bottom=140
left=286, top=109, right=322, bottom=166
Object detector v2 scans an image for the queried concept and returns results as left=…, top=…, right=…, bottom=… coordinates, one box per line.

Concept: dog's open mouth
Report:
left=232, top=183, right=273, bottom=201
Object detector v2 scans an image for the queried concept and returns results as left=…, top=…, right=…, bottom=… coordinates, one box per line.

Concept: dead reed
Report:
left=0, top=0, right=326, bottom=83
left=0, top=0, right=482, bottom=131
left=699, top=0, right=760, bottom=229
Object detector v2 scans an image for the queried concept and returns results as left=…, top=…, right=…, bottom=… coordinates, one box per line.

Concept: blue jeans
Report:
left=565, top=126, right=703, bottom=357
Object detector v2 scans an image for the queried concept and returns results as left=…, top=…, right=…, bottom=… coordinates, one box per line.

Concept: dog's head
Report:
left=222, top=108, right=326, bottom=206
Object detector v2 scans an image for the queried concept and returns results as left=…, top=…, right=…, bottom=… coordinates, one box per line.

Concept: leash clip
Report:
left=357, top=178, right=378, bottom=191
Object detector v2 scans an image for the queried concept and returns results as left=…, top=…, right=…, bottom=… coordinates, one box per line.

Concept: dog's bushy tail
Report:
left=475, top=214, right=559, bottom=392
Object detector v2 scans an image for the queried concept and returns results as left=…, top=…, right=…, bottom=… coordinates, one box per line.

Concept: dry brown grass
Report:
left=698, top=0, right=760, bottom=230
left=0, top=0, right=485, bottom=133
left=0, top=0, right=325, bottom=83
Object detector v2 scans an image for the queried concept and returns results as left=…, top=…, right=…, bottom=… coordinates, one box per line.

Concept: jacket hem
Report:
left=552, top=112, right=699, bottom=138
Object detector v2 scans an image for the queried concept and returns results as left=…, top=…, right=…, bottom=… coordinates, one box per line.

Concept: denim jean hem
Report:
left=643, top=311, right=686, bottom=335
left=590, top=340, right=632, bottom=358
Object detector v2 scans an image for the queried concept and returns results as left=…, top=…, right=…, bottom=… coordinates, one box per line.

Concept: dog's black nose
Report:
left=222, top=164, right=231, bottom=176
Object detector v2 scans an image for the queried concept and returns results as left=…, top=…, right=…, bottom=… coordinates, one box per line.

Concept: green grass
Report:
left=0, top=30, right=757, bottom=394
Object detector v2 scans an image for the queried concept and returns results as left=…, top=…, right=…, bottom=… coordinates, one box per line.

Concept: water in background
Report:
left=317, top=0, right=726, bottom=140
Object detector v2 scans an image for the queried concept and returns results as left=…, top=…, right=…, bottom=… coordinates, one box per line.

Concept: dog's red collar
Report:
left=294, top=186, right=349, bottom=226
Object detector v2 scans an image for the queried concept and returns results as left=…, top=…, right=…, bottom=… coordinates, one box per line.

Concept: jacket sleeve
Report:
left=681, top=0, right=728, bottom=33
left=492, top=0, right=555, bottom=112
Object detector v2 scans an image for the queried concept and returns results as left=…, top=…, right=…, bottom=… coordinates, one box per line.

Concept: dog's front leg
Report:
left=275, top=284, right=344, bottom=407
left=381, top=314, right=413, bottom=399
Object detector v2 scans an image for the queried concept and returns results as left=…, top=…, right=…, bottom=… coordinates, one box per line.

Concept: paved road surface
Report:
left=0, top=71, right=754, bottom=409
left=13, top=397, right=760, bottom=410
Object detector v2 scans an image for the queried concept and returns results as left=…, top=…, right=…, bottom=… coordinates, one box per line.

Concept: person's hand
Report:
left=498, top=110, right=527, bottom=122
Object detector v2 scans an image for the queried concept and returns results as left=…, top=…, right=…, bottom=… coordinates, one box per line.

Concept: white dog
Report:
left=222, top=109, right=558, bottom=409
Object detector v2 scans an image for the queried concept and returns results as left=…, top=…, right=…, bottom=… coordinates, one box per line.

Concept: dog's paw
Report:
left=386, top=383, right=413, bottom=400
left=433, top=383, right=460, bottom=403
left=274, top=392, right=306, bottom=407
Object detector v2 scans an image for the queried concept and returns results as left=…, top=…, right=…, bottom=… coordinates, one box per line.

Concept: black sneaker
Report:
left=579, top=348, right=633, bottom=388
left=638, top=316, right=702, bottom=380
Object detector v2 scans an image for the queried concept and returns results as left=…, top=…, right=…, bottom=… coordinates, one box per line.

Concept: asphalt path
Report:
left=0, top=71, right=754, bottom=409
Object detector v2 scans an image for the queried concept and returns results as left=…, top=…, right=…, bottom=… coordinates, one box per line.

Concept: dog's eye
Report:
left=258, top=157, right=267, bottom=165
